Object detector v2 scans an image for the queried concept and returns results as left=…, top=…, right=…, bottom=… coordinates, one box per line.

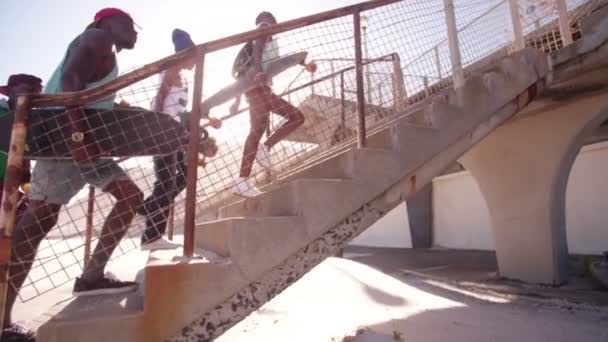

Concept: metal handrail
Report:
left=286, top=54, right=396, bottom=89
left=201, top=53, right=398, bottom=129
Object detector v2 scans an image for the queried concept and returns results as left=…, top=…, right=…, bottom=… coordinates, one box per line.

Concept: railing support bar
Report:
left=556, top=0, right=573, bottom=47
left=354, top=8, right=367, bottom=148
left=184, top=57, right=205, bottom=257
left=0, top=95, right=30, bottom=330
left=84, top=185, right=95, bottom=266
left=509, top=0, right=525, bottom=51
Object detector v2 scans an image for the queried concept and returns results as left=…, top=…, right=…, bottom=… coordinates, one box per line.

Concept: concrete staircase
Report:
left=35, top=48, right=549, bottom=342
left=284, top=94, right=405, bottom=146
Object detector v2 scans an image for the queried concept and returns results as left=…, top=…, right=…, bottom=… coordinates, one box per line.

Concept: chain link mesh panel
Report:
left=6, top=0, right=605, bottom=302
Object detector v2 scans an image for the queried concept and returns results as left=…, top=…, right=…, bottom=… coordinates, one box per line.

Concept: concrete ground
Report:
left=219, top=247, right=608, bottom=342
left=14, top=247, right=608, bottom=341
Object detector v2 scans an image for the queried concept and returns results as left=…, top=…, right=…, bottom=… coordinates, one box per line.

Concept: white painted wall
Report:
left=432, top=172, right=494, bottom=250
left=351, top=202, right=413, bottom=248
left=563, top=142, right=608, bottom=255
left=351, top=142, right=608, bottom=255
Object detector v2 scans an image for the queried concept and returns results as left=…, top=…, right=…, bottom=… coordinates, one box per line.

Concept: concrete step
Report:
left=220, top=179, right=365, bottom=218
left=36, top=292, right=143, bottom=342
left=276, top=147, right=397, bottom=184
left=276, top=147, right=404, bottom=193
left=220, top=178, right=369, bottom=236
left=277, top=108, right=440, bottom=180
left=195, top=216, right=307, bottom=279
left=278, top=148, right=354, bottom=182
left=277, top=118, right=438, bottom=185
left=288, top=92, right=438, bottom=146
left=220, top=179, right=300, bottom=218
left=37, top=251, right=244, bottom=342
left=140, top=251, right=244, bottom=340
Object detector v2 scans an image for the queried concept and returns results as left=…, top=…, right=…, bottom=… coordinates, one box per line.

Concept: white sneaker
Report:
left=255, top=144, right=273, bottom=170
left=231, top=177, right=262, bottom=198
left=141, top=237, right=182, bottom=251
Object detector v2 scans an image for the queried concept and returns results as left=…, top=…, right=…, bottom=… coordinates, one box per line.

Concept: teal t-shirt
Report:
left=0, top=99, right=9, bottom=182
left=44, top=31, right=119, bottom=109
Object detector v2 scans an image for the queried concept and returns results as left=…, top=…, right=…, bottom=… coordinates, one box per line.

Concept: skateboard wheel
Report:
left=200, top=128, right=209, bottom=141
left=305, top=62, right=317, bottom=73
left=22, top=183, right=31, bottom=194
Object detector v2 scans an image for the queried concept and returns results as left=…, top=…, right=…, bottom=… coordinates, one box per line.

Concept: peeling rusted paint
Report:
left=0, top=95, right=30, bottom=329
left=409, top=175, right=417, bottom=194
left=528, top=81, right=540, bottom=104
left=2, top=201, right=14, bottom=214
left=3, top=165, right=23, bottom=194
left=513, top=80, right=543, bottom=112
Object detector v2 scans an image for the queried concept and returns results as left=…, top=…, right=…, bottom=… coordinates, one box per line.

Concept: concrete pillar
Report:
left=460, top=92, right=608, bottom=285
left=407, top=183, right=433, bottom=248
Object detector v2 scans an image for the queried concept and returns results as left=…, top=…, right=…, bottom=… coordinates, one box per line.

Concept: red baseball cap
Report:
left=0, top=74, right=43, bottom=96
left=86, top=8, right=140, bottom=30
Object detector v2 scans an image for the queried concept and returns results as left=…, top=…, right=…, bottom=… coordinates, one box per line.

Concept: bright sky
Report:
left=1, top=0, right=589, bottom=98
left=0, top=0, right=360, bottom=89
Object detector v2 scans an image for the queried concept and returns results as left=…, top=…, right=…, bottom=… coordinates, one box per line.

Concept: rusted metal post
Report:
left=184, top=56, right=205, bottom=257
left=340, top=72, right=346, bottom=128
left=508, top=0, right=525, bottom=51
left=434, top=46, right=443, bottom=79
left=331, top=61, right=336, bottom=98
left=0, top=96, right=30, bottom=331
left=362, top=15, right=372, bottom=105
left=84, top=185, right=95, bottom=266
left=263, top=117, right=272, bottom=184
left=444, top=0, right=465, bottom=88
left=167, top=205, right=174, bottom=241
left=555, top=0, right=573, bottom=47
left=354, top=8, right=367, bottom=148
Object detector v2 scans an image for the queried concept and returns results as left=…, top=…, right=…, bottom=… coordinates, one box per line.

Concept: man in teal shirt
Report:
left=3, top=8, right=143, bottom=342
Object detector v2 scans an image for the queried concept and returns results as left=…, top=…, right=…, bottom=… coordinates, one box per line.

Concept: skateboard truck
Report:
left=198, top=127, right=218, bottom=159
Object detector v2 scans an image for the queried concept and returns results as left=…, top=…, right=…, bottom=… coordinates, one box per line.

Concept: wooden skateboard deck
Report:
left=0, top=107, right=187, bottom=159
left=201, top=51, right=308, bottom=112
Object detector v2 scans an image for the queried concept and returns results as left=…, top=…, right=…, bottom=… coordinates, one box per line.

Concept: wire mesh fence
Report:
left=3, top=0, right=605, bottom=303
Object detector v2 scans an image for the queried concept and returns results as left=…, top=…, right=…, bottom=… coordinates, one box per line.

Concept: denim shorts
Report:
left=29, top=159, right=130, bottom=205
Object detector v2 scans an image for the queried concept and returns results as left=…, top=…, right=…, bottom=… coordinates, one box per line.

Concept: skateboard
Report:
left=201, top=51, right=308, bottom=113
left=0, top=107, right=188, bottom=159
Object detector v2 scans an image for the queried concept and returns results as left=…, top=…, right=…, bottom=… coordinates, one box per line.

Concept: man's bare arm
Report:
left=153, top=69, right=179, bottom=112
left=61, top=30, right=114, bottom=161
left=61, top=30, right=114, bottom=94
